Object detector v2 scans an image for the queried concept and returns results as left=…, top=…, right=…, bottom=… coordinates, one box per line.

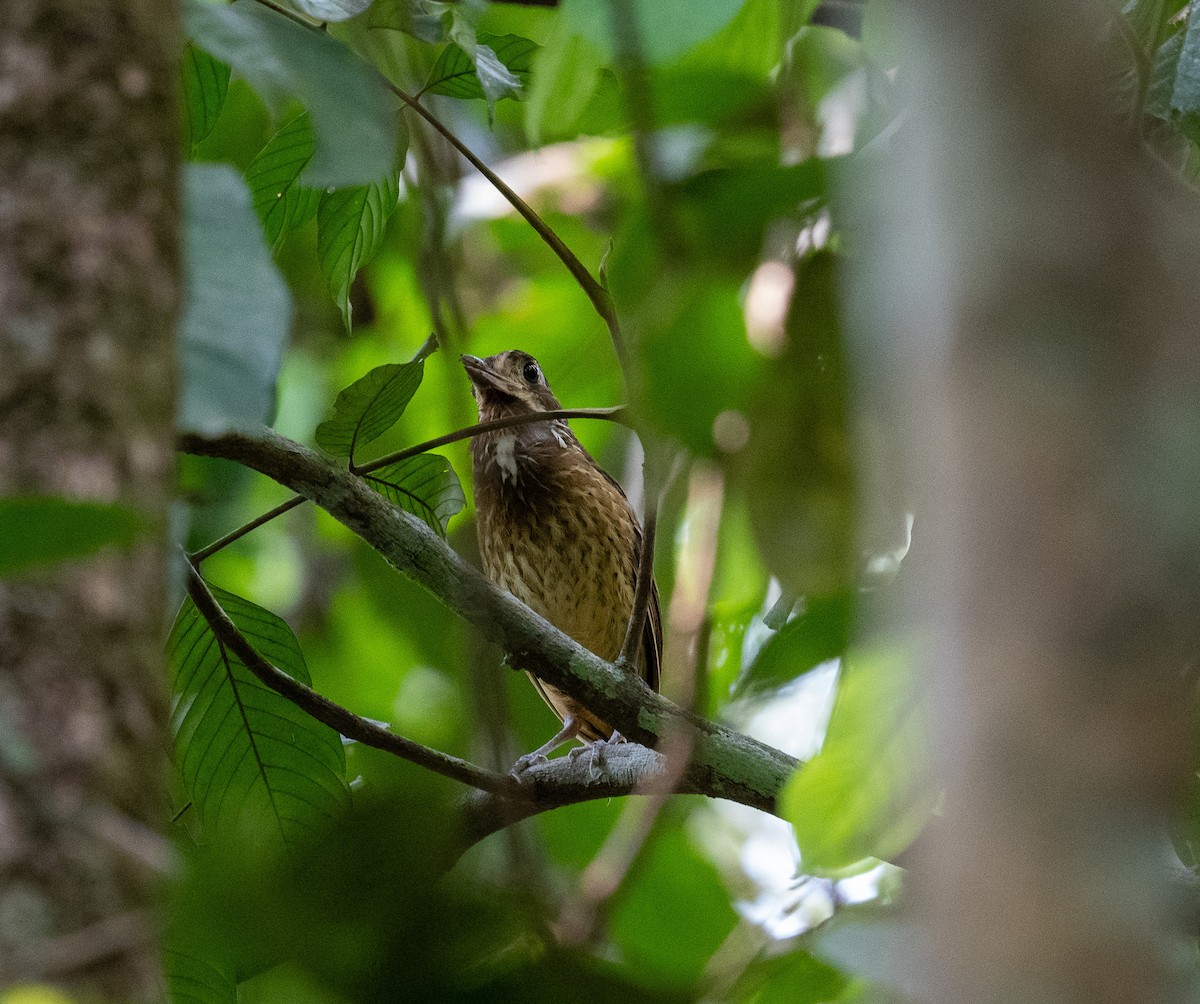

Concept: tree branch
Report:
left=178, top=426, right=798, bottom=820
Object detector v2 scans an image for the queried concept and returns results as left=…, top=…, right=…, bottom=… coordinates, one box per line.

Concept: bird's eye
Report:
left=522, top=361, right=540, bottom=384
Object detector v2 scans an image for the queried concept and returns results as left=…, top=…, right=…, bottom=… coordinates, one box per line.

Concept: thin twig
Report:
left=246, top=0, right=624, bottom=365
left=183, top=558, right=521, bottom=795
left=189, top=494, right=306, bottom=564
left=352, top=406, right=627, bottom=475
left=187, top=406, right=627, bottom=563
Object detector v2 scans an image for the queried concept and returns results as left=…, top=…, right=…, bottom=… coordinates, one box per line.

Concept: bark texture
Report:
left=0, top=1, right=179, bottom=997
left=853, top=3, right=1200, bottom=1001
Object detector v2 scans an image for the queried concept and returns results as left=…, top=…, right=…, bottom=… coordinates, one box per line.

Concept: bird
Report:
left=462, top=350, right=661, bottom=775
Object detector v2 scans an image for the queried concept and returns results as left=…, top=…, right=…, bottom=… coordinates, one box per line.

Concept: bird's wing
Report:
left=642, top=575, right=663, bottom=693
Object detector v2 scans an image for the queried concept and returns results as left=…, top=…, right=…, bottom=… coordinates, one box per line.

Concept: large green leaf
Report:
left=561, top=0, right=747, bottom=65
left=742, top=251, right=855, bottom=596
left=168, top=584, right=350, bottom=853
left=165, top=948, right=236, bottom=1004
left=184, top=0, right=399, bottom=187
left=524, top=17, right=604, bottom=144
left=0, top=497, right=141, bottom=577
left=781, top=646, right=935, bottom=873
left=423, top=32, right=539, bottom=102
left=733, top=592, right=852, bottom=698
left=316, top=173, right=401, bottom=331
left=315, top=336, right=436, bottom=460
left=362, top=455, right=465, bottom=537
left=179, top=164, right=291, bottom=434
left=181, top=42, right=230, bottom=147
left=245, top=112, right=321, bottom=250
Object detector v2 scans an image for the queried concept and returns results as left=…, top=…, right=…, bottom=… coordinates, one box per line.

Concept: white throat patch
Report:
left=494, top=434, right=518, bottom=484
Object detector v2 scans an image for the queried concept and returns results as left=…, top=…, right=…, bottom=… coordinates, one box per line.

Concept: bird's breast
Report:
left=475, top=449, right=638, bottom=663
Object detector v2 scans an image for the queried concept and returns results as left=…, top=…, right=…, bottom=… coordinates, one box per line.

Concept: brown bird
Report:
left=462, top=350, right=661, bottom=773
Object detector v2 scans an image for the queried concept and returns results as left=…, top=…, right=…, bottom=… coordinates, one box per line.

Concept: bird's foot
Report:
left=567, top=730, right=625, bottom=777
left=510, top=751, right=549, bottom=781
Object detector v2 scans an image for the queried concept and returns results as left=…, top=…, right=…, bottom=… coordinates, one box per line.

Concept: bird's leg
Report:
left=511, top=716, right=583, bottom=779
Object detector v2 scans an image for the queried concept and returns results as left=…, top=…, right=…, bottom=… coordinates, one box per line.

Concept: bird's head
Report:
left=461, top=350, right=563, bottom=421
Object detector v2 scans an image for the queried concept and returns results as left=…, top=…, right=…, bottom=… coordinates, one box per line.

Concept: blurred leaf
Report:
left=245, top=112, right=321, bottom=250
left=742, top=251, right=855, bottom=596
left=184, top=0, right=399, bottom=187
left=1148, top=30, right=1187, bottom=118
left=362, top=454, right=465, bottom=537
left=735, top=592, right=851, bottom=698
left=731, top=945, right=850, bottom=1004
left=167, top=583, right=350, bottom=853
left=0, top=497, right=141, bottom=577
left=610, top=825, right=738, bottom=988
left=786, top=25, right=866, bottom=109
left=781, top=646, right=935, bottom=872
left=293, top=0, right=374, bottom=22
left=525, top=17, right=604, bottom=144
left=635, top=272, right=765, bottom=456
left=315, top=336, right=436, bottom=460
left=316, top=173, right=401, bottom=331
left=182, top=43, right=230, bottom=147
left=809, top=905, right=925, bottom=998
left=424, top=33, right=539, bottom=104
left=562, top=0, right=747, bottom=65
left=1171, top=4, right=1200, bottom=114
left=180, top=164, right=291, bottom=434
left=763, top=589, right=799, bottom=630
left=164, top=948, right=236, bottom=1004
left=675, top=158, right=829, bottom=268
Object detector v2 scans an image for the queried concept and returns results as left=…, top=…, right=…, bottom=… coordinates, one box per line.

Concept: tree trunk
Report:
left=850, top=3, right=1200, bottom=1001
left=0, top=2, right=179, bottom=998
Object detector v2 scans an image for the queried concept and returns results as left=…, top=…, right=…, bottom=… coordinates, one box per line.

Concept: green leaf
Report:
left=245, top=112, right=321, bottom=250
left=164, top=948, right=236, bottom=1004
left=293, top=0, right=374, bottom=22
left=729, top=945, right=850, bottom=1004
left=315, top=336, right=437, bottom=460
left=1172, top=4, right=1200, bottom=113
left=184, top=0, right=399, bottom=187
left=362, top=454, right=465, bottom=537
left=743, top=251, right=855, bottom=596
left=316, top=173, right=401, bottom=331
left=424, top=33, right=539, bottom=102
left=1148, top=30, right=1186, bottom=119
left=181, top=43, right=230, bottom=147
left=167, top=584, right=350, bottom=853
left=525, top=18, right=604, bottom=144
left=734, top=592, right=851, bottom=698
left=0, top=497, right=141, bottom=577
left=179, top=163, right=291, bottom=433
left=561, top=0, right=747, bottom=65
left=781, top=646, right=936, bottom=873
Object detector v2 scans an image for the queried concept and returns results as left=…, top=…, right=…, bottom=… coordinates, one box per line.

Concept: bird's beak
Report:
left=461, top=354, right=509, bottom=394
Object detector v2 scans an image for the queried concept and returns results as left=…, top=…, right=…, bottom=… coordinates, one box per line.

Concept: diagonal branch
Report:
left=179, top=426, right=798, bottom=818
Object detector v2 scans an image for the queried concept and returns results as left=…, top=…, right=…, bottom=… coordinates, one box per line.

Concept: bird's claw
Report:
left=510, top=751, right=548, bottom=780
